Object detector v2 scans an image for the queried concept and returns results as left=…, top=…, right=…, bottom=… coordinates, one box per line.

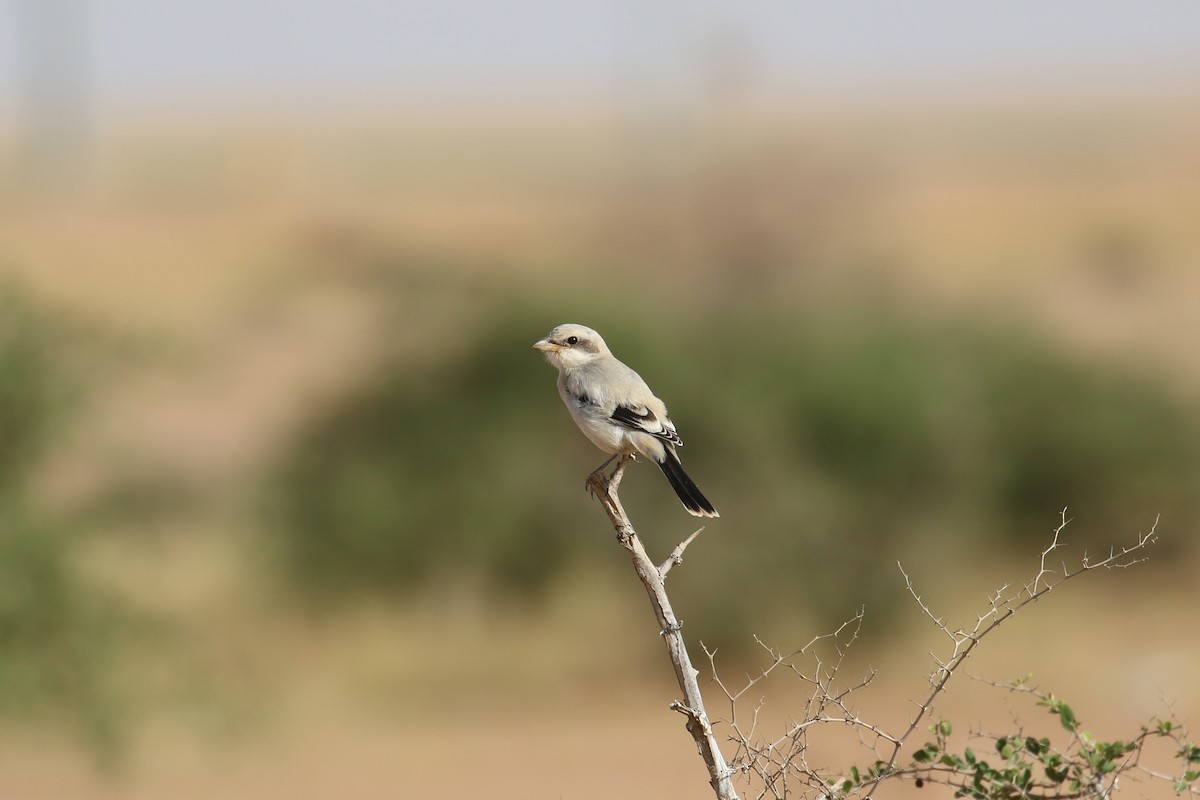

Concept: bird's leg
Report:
left=586, top=453, right=635, bottom=502
left=606, top=454, right=631, bottom=493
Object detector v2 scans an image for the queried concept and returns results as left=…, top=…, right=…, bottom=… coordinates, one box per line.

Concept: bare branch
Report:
left=659, top=527, right=706, bottom=580
left=587, top=457, right=739, bottom=800
left=873, top=514, right=1161, bottom=792
left=697, top=511, right=1168, bottom=800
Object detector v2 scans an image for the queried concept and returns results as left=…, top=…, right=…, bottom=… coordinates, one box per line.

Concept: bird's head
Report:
left=532, top=323, right=608, bottom=371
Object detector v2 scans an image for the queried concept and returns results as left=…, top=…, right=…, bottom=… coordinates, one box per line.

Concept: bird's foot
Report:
left=585, top=454, right=630, bottom=500
left=585, top=469, right=609, bottom=500
left=584, top=454, right=619, bottom=497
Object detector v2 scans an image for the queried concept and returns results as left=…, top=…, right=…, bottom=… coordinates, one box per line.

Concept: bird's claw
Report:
left=585, top=471, right=609, bottom=499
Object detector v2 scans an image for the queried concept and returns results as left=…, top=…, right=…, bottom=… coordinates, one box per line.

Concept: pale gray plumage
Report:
left=533, top=323, right=718, bottom=518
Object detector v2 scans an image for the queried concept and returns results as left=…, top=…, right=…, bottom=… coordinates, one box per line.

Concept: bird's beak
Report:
left=532, top=338, right=560, bottom=353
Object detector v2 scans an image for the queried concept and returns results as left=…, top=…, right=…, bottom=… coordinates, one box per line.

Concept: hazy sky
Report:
left=2, top=1, right=1199, bottom=120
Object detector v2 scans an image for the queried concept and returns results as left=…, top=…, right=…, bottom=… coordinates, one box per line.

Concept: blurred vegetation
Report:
left=0, top=283, right=71, bottom=495
left=0, top=279, right=126, bottom=763
left=267, top=305, right=576, bottom=605
left=268, top=293, right=1200, bottom=652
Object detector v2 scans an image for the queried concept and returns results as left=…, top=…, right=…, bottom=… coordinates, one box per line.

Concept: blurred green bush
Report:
left=0, top=508, right=123, bottom=762
left=267, top=302, right=1200, bottom=649
left=0, top=279, right=125, bottom=761
left=0, top=283, right=70, bottom=497
left=268, top=307, right=577, bottom=603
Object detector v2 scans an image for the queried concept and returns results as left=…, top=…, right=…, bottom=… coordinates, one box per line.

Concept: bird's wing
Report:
left=610, top=403, right=684, bottom=447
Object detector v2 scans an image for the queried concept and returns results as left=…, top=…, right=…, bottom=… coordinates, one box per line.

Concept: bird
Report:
left=532, top=323, right=718, bottom=518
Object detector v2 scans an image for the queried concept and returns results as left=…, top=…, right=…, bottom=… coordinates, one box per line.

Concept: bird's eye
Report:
left=565, top=336, right=579, bottom=345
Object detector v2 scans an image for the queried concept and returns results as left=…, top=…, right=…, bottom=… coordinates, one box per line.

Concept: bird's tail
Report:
left=657, top=449, right=719, bottom=518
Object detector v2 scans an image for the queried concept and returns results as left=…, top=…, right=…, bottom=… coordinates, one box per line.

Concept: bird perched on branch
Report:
left=533, top=323, right=718, bottom=518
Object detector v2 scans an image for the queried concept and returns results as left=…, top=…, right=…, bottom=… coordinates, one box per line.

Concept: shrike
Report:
left=533, top=323, right=718, bottom=518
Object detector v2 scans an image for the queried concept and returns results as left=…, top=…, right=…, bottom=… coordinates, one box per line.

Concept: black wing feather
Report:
left=610, top=404, right=684, bottom=447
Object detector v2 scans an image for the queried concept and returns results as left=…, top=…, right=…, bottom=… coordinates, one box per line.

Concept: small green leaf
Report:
left=1054, top=702, right=1079, bottom=732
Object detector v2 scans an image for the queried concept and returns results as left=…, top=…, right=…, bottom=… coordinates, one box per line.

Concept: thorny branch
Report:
left=578, top=457, right=1184, bottom=800
left=660, top=527, right=706, bottom=581
left=587, top=456, right=739, bottom=800
left=702, top=510, right=1177, bottom=800
left=883, top=510, right=1159, bottom=789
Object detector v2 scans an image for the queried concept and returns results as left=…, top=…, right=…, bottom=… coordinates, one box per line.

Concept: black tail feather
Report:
left=658, top=450, right=719, bottom=518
